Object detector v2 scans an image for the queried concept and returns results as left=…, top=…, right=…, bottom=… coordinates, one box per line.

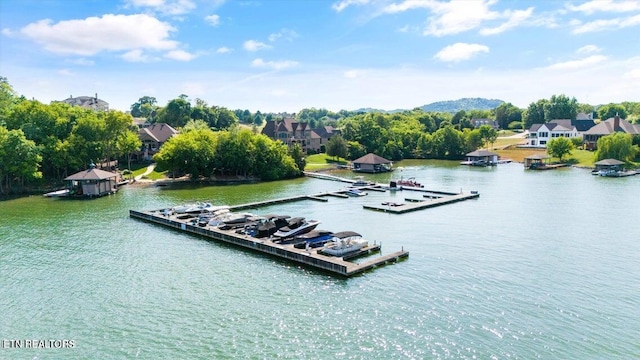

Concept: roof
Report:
left=548, top=119, right=574, bottom=131
left=138, top=127, right=160, bottom=142
left=572, top=119, right=596, bottom=132
left=466, top=150, right=498, bottom=157
left=524, top=153, right=550, bottom=160
left=65, top=168, right=117, bottom=181
left=529, top=124, right=543, bottom=132
left=352, top=153, right=392, bottom=164
left=584, top=116, right=639, bottom=135
left=594, top=159, right=625, bottom=166
left=575, top=112, right=593, bottom=120
left=143, top=123, right=178, bottom=143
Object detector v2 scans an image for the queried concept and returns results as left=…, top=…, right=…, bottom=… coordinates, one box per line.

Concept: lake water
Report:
left=1, top=161, right=639, bottom=359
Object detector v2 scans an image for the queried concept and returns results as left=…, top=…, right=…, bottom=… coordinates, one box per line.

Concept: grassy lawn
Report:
left=305, top=153, right=348, bottom=171
left=131, top=163, right=168, bottom=180
left=495, top=146, right=598, bottom=167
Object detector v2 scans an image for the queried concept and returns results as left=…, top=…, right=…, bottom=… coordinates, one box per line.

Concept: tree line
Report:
left=153, top=120, right=304, bottom=181
left=0, top=78, right=141, bottom=194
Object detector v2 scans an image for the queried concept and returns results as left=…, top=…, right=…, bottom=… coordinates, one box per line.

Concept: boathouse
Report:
left=523, top=153, right=550, bottom=169
left=64, top=165, right=118, bottom=197
left=594, top=159, right=625, bottom=172
left=352, top=153, right=393, bottom=173
left=462, top=150, right=499, bottom=166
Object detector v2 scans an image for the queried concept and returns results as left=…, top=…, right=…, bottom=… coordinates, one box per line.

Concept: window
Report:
left=540, top=140, right=547, bottom=145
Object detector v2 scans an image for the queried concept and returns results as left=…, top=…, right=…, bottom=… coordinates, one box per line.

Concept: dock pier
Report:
left=129, top=209, right=408, bottom=277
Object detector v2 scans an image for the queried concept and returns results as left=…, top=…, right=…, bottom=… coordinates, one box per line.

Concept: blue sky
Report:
left=1, top=0, right=639, bottom=113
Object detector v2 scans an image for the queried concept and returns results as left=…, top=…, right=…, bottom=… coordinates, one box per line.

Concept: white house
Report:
left=526, top=120, right=580, bottom=147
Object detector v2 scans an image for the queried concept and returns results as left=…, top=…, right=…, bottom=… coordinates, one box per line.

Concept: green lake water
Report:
left=1, top=161, right=639, bottom=359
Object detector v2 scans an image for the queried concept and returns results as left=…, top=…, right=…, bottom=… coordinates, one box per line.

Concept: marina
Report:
left=129, top=208, right=408, bottom=277
left=128, top=173, right=481, bottom=275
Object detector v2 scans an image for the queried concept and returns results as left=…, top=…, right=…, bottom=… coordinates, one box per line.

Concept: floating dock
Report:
left=364, top=191, right=479, bottom=214
left=129, top=209, right=408, bottom=277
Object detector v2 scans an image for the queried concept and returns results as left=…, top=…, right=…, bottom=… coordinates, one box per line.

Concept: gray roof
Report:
left=584, top=116, right=639, bottom=135
left=524, top=153, right=550, bottom=160
left=466, top=150, right=498, bottom=157
left=594, top=159, right=625, bottom=166
left=65, top=168, right=117, bottom=181
left=352, top=153, right=392, bottom=164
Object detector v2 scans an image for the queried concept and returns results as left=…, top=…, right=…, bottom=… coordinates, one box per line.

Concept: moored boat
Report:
left=321, top=231, right=369, bottom=257
left=394, top=177, right=424, bottom=188
left=345, top=187, right=368, bottom=197
left=273, top=219, right=320, bottom=238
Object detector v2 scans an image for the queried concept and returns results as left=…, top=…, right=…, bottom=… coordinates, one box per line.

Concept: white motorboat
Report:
left=321, top=231, right=368, bottom=257
left=345, top=187, right=368, bottom=197
left=273, top=219, right=320, bottom=238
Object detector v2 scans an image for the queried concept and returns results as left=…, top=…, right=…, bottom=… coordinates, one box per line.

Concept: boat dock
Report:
left=364, top=191, right=479, bottom=214
left=129, top=209, right=408, bottom=277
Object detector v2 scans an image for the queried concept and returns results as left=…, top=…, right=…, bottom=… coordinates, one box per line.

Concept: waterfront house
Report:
left=462, top=150, right=499, bottom=166
left=472, top=118, right=499, bottom=129
left=54, top=94, right=109, bottom=111
left=137, top=123, right=178, bottom=160
left=583, top=115, right=639, bottom=150
left=64, top=165, right=118, bottom=197
left=573, top=112, right=596, bottom=132
left=261, top=118, right=340, bottom=153
left=352, top=153, right=393, bottom=173
left=526, top=119, right=580, bottom=147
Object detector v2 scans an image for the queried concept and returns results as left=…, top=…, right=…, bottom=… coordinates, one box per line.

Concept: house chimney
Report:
left=614, top=113, right=620, bottom=130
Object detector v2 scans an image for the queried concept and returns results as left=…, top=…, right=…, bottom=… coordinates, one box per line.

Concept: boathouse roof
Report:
left=466, top=150, right=498, bottom=157
left=352, top=153, right=391, bottom=165
left=65, top=168, right=118, bottom=181
left=524, top=153, right=550, bottom=160
left=594, top=159, right=625, bottom=166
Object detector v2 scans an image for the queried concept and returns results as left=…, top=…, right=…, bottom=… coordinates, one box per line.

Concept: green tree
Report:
left=431, top=125, right=465, bottom=159
left=117, top=130, right=142, bottom=170
left=544, top=94, right=578, bottom=121
left=494, top=102, right=522, bottom=129
left=130, top=96, right=157, bottom=118
left=523, top=99, right=548, bottom=128
left=156, top=97, right=191, bottom=128
left=288, top=143, right=306, bottom=173
left=596, top=103, right=628, bottom=120
left=478, top=124, right=497, bottom=150
left=326, top=134, right=348, bottom=160
left=546, top=137, right=574, bottom=161
left=347, top=141, right=366, bottom=160
left=595, top=133, right=637, bottom=161
left=0, top=126, right=42, bottom=193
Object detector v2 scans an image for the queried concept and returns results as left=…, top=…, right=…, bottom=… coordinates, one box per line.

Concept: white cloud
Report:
left=344, top=69, right=364, bottom=78
left=571, top=14, right=640, bottom=33
left=268, top=28, right=299, bottom=42
left=58, top=69, right=74, bottom=76
left=567, top=0, right=640, bottom=14
left=332, top=0, right=370, bottom=12
left=122, top=49, right=151, bottom=62
left=243, top=40, right=271, bottom=52
left=205, top=14, right=220, bottom=26
left=251, top=58, right=298, bottom=70
left=125, top=0, right=197, bottom=15
left=1, top=28, right=14, bottom=37
left=216, top=47, right=231, bottom=53
left=576, top=45, right=601, bottom=54
left=20, top=14, right=178, bottom=56
left=545, top=55, right=608, bottom=70
left=434, top=43, right=489, bottom=63
left=480, top=7, right=534, bottom=35
left=66, top=58, right=95, bottom=66
left=165, top=49, right=196, bottom=61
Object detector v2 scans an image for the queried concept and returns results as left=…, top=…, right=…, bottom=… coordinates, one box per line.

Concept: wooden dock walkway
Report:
left=129, top=209, right=408, bottom=277
left=364, top=191, right=480, bottom=214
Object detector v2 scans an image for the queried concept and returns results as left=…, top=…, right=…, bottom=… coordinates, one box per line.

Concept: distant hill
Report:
left=419, top=98, right=504, bottom=113
left=353, top=98, right=504, bottom=114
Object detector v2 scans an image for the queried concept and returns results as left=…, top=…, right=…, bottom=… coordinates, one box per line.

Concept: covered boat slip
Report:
left=129, top=209, right=407, bottom=277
